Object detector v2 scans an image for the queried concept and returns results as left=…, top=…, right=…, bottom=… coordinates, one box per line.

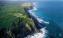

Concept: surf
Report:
left=25, top=2, right=49, bottom=38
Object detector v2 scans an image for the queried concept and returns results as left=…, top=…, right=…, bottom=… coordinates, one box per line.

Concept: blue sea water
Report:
left=33, top=1, right=63, bottom=38
left=34, top=1, right=63, bottom=30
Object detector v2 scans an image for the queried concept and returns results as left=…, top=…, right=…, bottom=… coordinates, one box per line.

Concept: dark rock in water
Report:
left=36, top=23, right=46, bottom=29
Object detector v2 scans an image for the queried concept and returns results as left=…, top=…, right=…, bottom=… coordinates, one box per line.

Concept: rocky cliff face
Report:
left=0, top=2, right=62, bottom=38
left=0, top=2, right=40, bottom=38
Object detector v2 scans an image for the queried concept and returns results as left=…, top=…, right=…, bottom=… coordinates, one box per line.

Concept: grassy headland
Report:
left=0, top=2, right=38, bottom=38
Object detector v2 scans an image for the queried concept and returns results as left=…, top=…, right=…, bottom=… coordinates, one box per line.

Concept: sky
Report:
left=1, top=0, right=63, bottom=1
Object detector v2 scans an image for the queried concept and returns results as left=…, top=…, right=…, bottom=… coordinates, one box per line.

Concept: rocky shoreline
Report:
left=0, top=2, right=63, bottom=38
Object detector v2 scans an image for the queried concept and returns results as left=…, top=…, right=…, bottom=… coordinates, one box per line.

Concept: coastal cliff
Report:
left=0, top=2, right=42, bottom=38
left=1, top=2, right=62, bottom=38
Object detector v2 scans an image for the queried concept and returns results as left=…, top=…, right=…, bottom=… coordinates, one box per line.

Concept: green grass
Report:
left=0, top=3, right=35, bottom=31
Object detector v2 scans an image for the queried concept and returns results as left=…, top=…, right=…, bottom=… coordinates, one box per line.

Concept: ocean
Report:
left=32, top=1, right=63, bottom=38
left=34, top=1, right=63, bottom=30
left=0, top=1, right=63, bottom=38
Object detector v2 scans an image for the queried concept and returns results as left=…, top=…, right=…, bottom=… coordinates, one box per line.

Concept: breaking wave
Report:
left=25, top=27, right=47, bottom=38
left=25, top=2, right=49, bottom=38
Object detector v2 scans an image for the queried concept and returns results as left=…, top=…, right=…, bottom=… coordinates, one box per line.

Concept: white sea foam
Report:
left=25, top=27, right=47, bottom=38
left=26, top=2, right=49, bottom=38
left=28, top=2, right=49, bottom=24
